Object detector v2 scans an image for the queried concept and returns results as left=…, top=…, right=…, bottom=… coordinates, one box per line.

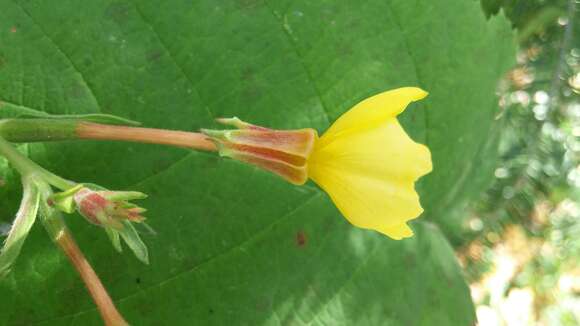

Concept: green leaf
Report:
left=0, top=0, right=514, bottom=325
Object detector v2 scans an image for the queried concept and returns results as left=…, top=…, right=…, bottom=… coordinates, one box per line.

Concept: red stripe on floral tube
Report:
left=201, top=118, right=318, bottom=185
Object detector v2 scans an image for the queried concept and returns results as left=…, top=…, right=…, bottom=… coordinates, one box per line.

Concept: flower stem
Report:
left=0, top=136, right=74, bottom=190
left=55, top=229, right=129, bottom=326
left=77, top=122, right=217, bottom=151
left=0, top=136, right=38, bottom=175
left=0, top=119, right=78, bottom=142
left=0, top=118, right=217, bottom=152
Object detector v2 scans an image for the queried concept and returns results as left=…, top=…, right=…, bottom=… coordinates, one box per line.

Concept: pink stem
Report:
left=56, top=230, right=128, bottom=326
left=77, top=122, right=217, bottom=152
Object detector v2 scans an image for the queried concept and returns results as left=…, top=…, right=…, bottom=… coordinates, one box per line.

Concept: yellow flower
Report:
left=307, top=87, right=432, bottom=239
left=203, top=87, right=431, bottom=239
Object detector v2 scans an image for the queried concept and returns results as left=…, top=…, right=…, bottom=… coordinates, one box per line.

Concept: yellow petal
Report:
left=318, top=87, right=428, bottom=147
left=308, top=88, right=431, bottom=239
left=378, top=223, right=414, bottom=240
left=311, top=119, right=432, bottom=188
left=309, top=155, right=425, bottom=237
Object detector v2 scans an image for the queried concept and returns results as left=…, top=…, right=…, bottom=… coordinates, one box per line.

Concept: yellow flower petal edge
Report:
left=317, top=87, right=428, bottom=148
left=308, top=87, right=432, bottom=240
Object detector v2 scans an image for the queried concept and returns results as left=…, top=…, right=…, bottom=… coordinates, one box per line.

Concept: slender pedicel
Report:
left=55, top=228, right=129, bottom=326
left=0, top=119, right=217, bottom=152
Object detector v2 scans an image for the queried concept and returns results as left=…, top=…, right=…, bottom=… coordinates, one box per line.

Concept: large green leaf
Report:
left=0, top=0, right=514, bottom=325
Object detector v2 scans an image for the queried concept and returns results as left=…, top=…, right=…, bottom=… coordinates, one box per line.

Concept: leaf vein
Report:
left=11, top=0, right=103, bottom=114
left=262, top=1, right=331, bottom=125
left=128, top=1, right=215, bottom=121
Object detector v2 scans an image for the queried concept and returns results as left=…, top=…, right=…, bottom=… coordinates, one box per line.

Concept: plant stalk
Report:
left=0, top=119, right=217, bottom=152
left=0, top=136, right=74, bottom=190
left=77, top=122, right=217, bottom=151
left=55, top=228, right=129, bottom=326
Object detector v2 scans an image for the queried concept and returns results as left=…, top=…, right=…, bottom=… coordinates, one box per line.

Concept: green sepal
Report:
left=200, top=129, right=231, bottom=142
left=118, top=221, right=149, bottom=264
left=101, top=191, right=148, bottom=201
left=105, top=228, right=123, bottom=253
left=215, top=117, right=256, bottom=129
left=49, top=184, right=84, bottom=214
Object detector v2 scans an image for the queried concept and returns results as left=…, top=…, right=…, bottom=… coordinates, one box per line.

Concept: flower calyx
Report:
left=201, top=117, right=318, bottom=185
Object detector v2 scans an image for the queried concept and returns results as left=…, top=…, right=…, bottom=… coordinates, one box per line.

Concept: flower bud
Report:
left=50, top=186, right=149, bottom=264
left=202, top=117, right=318, bottom=185
left=73, top=188, right=147, bottom=229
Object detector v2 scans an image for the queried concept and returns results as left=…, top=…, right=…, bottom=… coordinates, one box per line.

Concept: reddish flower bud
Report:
left=50, top=185, right=150, bottom=264
left=74, top=188, right=146, bottom=229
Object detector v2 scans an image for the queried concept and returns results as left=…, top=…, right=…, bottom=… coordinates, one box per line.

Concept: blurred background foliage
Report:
left=459, top=0, right=579, bottom=325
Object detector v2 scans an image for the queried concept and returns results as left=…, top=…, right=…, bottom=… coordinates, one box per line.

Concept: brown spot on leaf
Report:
left=241, top=67, right=255, bottom=81
left=337, top=43, right=353, bottom=57
left=146, top=49, right=163, bottom=63
left=255, top=296, right=271, bottom=311
left=242, top=85, right=262, bottom=101
left=296, top=230, right=307, bottom=247
left=404, top=253, right=416, bottom=267
left=10, top=26, right=17, bottom=33
left=105, top=2, right=131, bottom=25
